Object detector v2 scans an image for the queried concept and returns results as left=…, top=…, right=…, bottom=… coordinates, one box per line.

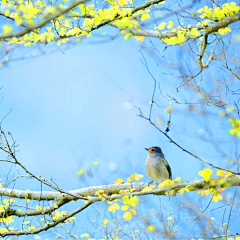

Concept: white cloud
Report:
left=122, top=102, right=132, bottom=110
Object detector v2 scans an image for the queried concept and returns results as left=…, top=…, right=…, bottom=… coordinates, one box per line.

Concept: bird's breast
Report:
left=145, top=157, right=170, bottom=182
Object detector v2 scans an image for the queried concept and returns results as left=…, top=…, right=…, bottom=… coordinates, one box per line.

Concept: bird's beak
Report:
left=145, top=148, right=148, bottom=151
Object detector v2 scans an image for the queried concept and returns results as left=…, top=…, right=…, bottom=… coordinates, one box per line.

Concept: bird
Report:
left=145, top=146, right=172, bottom=182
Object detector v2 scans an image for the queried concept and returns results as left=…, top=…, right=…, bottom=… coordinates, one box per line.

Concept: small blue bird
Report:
left=145, top=146, right=172, bottom=182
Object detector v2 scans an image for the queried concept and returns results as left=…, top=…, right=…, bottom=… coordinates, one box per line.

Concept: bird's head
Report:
left=145, top=146, right=164, bottom=158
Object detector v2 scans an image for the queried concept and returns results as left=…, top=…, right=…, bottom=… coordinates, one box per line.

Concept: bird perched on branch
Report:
left=145, top=146, right=172, bottom=182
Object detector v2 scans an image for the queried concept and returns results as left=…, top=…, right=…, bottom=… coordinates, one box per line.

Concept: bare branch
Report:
left=0, top=200, right=93, bottom=237
left=138, top=114, right=240, bottom=175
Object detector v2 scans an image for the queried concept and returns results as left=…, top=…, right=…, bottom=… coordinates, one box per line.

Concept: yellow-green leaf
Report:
left=3, top=25, right=12, bottom=35
left=123, top=211, right=132, bottom=220
left=198, top=168, right=212, bottom=182
left=165, top=107, right=173, bottom=113
left=121, top=205, right=129, bottom=211
left=124, top=33, right=132, bottom=40
left=146, top=224, right=156, bottom=233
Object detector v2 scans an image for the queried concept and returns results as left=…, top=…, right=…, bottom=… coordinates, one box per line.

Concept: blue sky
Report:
left=1, top=35, right=235, bottom=191
left=1, top=37, right=200, bottom=189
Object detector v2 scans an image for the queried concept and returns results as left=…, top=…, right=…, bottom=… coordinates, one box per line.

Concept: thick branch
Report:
left=90, top=0, right=165, bottom=31
left=1, top=176, right=240, bottom=201
left=130, top=13, right=240, bottom=39
left=50, top=12, right=240, bottom=44
left=0, top=175, right=239, bottom=235
left=0, top=0, right=165, bottom=40
left=0, top=0, right=87, bottom=40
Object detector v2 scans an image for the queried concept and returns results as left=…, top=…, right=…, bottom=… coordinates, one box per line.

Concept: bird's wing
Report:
left=163, top=159, right=172, bottom=180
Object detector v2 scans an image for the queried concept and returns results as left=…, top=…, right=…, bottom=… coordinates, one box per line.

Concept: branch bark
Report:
left=0, top=0, right=165, bottom=40
left=0, top=176, right=239, bottom=236
left=0, top=0, right=87, bottom=40
left=1, top=176, right=240, bottom=200
left=130, top=13, right=240, bottom=39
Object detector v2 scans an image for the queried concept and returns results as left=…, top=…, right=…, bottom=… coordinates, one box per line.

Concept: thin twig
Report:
left=138, top=114, right=240, bottom=175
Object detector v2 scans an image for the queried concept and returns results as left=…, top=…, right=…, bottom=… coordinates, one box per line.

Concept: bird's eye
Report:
left=152, top=149, right=155, bottom=151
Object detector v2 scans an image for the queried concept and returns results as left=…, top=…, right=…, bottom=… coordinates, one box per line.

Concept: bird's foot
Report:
left=148, top=181, right=153, bottom=186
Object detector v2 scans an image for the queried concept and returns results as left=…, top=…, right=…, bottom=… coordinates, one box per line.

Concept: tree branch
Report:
left=1, top=176, right=240, bottom=201
left=0, top=200, right=93, bottom=237
left=0, top=0, right=87, bottom=40
left=138, top=115, right=240, bottom=175
left=130, top=13, right=240, bottom=40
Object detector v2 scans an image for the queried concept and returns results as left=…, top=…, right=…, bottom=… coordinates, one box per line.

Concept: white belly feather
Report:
left=145, top=156, right=170, bottom=182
